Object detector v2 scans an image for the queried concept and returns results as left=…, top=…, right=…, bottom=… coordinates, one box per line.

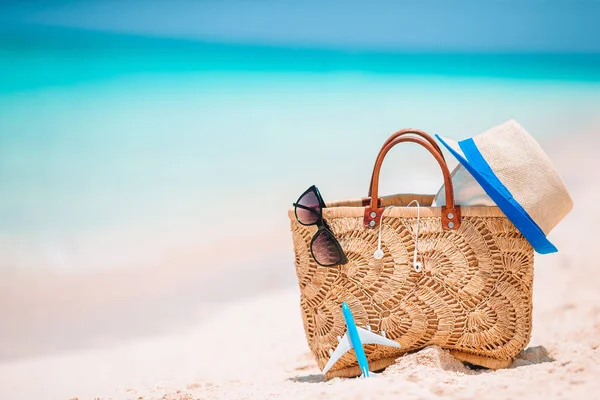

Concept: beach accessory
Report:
left=436, top=119, right=573, bottom=254
left=289, top=128, right=536, bottom=379
left=322, top=302, right=401, bottom=378
left=432, top=164, right=495, bottom=207
left=374, top=201, right=423, bottom=273
left=294, top=185, right=348, bottom=267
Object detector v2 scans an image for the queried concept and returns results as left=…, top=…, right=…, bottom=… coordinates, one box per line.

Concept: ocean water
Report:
left=1, top=25, right=600, bottom=274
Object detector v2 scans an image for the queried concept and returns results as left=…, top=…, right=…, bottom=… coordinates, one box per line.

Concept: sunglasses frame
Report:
left=293, top=185, right=348, bottom=267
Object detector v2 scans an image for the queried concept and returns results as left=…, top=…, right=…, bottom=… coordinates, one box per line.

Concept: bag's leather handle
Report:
left=364, top=135, right=461, bottom=230
left=367, top=129, right=445, bottom=197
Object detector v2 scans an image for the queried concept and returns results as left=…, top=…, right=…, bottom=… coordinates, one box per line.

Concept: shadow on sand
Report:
left=510, top=345, right=555, bottom=367
left=287, top=374, right=326, bottom=384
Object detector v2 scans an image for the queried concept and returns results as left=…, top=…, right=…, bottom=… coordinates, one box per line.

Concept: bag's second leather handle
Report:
left=364, top=135, right=461, bottom=230
left=367, top=128, right=445, bottom=197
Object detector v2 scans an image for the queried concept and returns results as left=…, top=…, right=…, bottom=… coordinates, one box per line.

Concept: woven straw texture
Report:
left=289, top=204, right=534, bottom=378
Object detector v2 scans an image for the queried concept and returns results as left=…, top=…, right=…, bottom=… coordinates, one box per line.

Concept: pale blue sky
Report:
left=2, top=0, right=600, bottom=52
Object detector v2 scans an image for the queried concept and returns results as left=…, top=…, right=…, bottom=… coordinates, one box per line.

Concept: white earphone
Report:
left=374, top=200, right=422, bottom=273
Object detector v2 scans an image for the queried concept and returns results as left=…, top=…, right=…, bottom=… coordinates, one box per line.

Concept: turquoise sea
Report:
left=2, top=25, right=600, bottom=274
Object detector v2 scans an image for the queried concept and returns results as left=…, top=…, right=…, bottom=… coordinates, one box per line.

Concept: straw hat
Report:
left=436, top=120, right=573, bottom=254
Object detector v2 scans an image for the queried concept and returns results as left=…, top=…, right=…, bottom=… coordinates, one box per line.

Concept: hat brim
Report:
left=435, top=134, right=557, bottom=254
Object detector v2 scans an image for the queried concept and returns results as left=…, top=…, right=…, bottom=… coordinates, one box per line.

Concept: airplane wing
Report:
left=322, top=333, right=351, bottom=374
left=322, top=329, right=401, bottom=375
left=356, top=327, right=401, bottom=348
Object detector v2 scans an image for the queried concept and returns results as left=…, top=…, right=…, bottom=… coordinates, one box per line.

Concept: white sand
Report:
left=2, top=279, right=599, bottom=400
left=1, top=133, right=599, bottom=400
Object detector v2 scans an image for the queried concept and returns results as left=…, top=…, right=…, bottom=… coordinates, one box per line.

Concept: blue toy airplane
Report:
left=322, top=302, right=401, bottom=378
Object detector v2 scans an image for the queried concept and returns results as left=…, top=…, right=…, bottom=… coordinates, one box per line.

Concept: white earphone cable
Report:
left=406, top=200, right=421, bottom=271
left=374, top=200, right=422, bottom=272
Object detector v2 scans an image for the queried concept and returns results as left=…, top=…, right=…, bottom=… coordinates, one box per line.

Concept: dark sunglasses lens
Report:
left=296, top=190, right=321, bottom=225
left=312, top=229, right=343, bottom=266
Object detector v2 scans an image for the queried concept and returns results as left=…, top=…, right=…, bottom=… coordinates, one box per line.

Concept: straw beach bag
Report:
left=289, top=129, right=534, bottom=379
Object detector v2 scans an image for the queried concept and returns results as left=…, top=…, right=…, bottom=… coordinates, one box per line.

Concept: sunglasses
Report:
left=293, top=185, right=348, bottom=267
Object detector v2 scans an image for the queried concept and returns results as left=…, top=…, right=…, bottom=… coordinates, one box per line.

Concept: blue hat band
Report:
left=438, top=136, right=557, bottom=254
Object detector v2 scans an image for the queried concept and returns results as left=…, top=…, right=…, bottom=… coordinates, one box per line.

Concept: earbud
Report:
left=374, top=206, right=395, bottom=260
left=374, top=201, right=423, bottom=272
left=373, top=248, right=384, bottom=260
